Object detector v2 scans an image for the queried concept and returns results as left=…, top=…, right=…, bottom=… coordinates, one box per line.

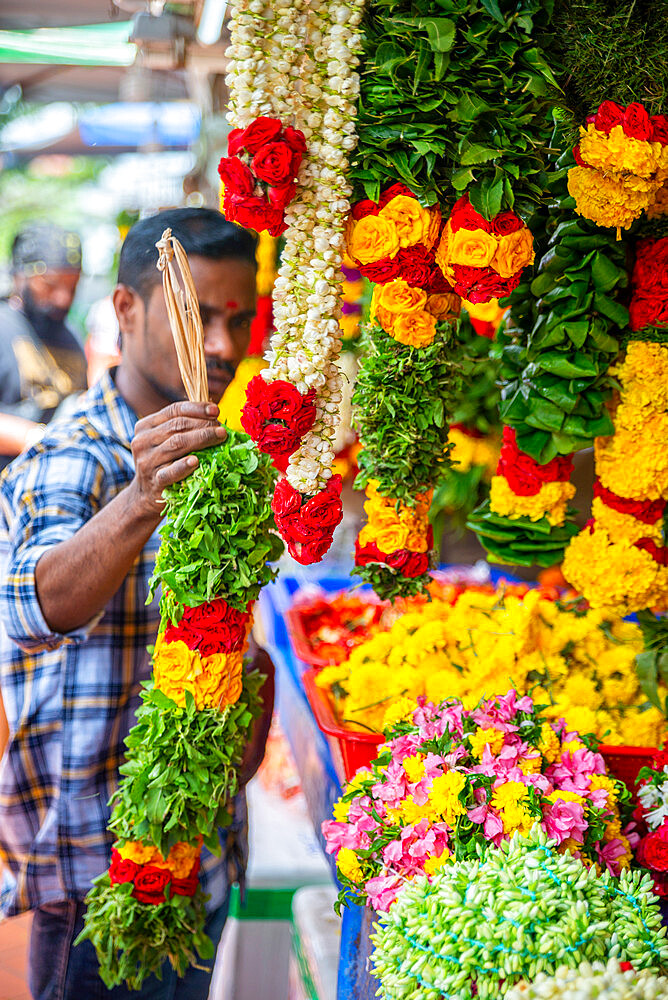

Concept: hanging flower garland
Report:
left=223, top=0, right=365, bottom=564
left=77, top=238, right=283, bottom=989
left=568, top=101, right=668, bottom=233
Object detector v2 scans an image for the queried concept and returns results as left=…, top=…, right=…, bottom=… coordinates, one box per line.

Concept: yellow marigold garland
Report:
left=489, top=476, right=575, bottom=526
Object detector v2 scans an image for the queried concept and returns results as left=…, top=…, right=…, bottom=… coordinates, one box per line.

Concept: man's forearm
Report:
left=35, top=481, right=160, bottom=634
left=0, top=413, right=42, bottom=456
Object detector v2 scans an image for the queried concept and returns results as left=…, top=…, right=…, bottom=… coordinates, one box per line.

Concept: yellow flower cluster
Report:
left=358, top=480, right=432, bottom=554
left=255, top=231, right=278, bottom=298
left=370, top=279, right=460, bottom=347
left=118, top=837, right=201, bottom=879
left=647, top=183, right=668, bottom=220
left=315, top=587, right=667, bottom=746
left=448, top=427, right=499, bottom=476
left=345, top=197, right=440, bottom=266
left=568, top=124, right=668, bottom=231
left=436, top=222, right=534, bottom=283
left=153, top=635, right=246, bottom=711
left=218, top=357, right=267, bottom=432
left=490, top=475, right=575, bottom=526
left=595, top=343, right=668, bottom=500
left=563, top=342, right=668, bottom=613
left=491, top=780, right=534, bottom=835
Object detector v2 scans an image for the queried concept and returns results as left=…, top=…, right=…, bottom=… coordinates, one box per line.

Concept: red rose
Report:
left=244, top=374, right=267, bottom=408
left=217, top=156, right=255, bottom=197
left=293, top=394, right=317, bottom=436
left=282, top=126, right=307, bottom=156
left=355, top=539, right=384, bottom=566
left=360, top=257, right=402, bottom=284
left=272, top=478, right=302, bottom=519
left=426, top=267, right=454, bottom=294
left=378, top=183, right=415, bottom=208
left=227, top=194, right=284, bottom=236
left=227, top=128, right=246, bottom=156
left=629, top=295, right=660, bottom=332
left=449, top=195, right=491, bottom=233
left=351, top=199, right=380, bottom=220
left=623, top=102, right=652, bottom=141
left=132, top=865, right=172, bottom=905
left=109, top=849, right=140, bottom=885
left=252, top=140, right=301, bottom=187
left=594, top=100, right=625, bottom=134
left=498, top=427, right=573, bottom=495
left=491, top=211, right=524, bottom=236
left=272, top=452, right=290, bottom=473
left=185, top=598, right=232, bottom=629
left=239, top=116, right=283, bottom=154
left=639, top=826, right=668, bottom=872
left=260, top=380, right=306, bottom=421
left=163, top=620, right=205, bottom=650
left=396, top=246, right=434, bottom=288
left=267, top=182, right=297, bottom=210
left=240, top=404, right=263, bottom=440
left=171, top=858, right=201, bottom=898
left=301, top=486, right=344, bottom=532
left=257, top=422, right=300, bottom=455
left=651, top=115, right=668, bottom=146
left=462, top=270, right=520, bottom=304
left=288, top=535, right=333, bottom=565
left=403, top=551, right=430, bottom=577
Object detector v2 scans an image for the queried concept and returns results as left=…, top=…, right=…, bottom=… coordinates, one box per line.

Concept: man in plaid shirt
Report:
left=0, top=208, right=273, bottom=1000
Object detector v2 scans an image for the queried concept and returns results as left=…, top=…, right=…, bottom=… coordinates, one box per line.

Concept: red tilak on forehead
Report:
left=226, top=300, right=238, bottom=309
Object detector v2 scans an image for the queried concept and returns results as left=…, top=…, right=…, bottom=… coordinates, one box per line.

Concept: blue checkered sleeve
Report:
left=0, top=440, right=108, bottom=653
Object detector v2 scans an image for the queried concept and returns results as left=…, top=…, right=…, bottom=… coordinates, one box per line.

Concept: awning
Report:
left=0, top=22, right=135, bottom=66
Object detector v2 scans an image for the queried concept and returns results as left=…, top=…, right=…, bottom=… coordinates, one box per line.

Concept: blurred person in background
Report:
left=0, top=222, right=87, bottom=470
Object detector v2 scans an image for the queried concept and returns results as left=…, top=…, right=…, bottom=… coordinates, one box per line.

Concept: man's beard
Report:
left=142, top=357, right=237, bottom=405
left=22, top=285, right=70, bottom=339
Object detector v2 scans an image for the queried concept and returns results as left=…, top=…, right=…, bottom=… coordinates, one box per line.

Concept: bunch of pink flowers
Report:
left=323, top=691, right=633, bottom=912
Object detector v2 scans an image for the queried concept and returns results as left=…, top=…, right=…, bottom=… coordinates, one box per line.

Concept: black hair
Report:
left=117, top=207, right=257, bottom=302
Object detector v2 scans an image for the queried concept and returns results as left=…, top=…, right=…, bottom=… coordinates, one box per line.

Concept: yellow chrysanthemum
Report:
left=336, top=847, right=363, bottom=882
left=490, top=476, right=575, bottom=526
left=423, top=848, right=451, bottom=875
left=538, top=723, right=561, bottom=764
left=568, top=165, right=657, bottom=230
left=382, top=695, right=417, bottom=731
left=403, top=754, right=426, bottom=784
left=430, top=770, right=467, bottom=826
left=579, top=123, right=666, bottom=179
left=468, top=726, right=506, bottom=759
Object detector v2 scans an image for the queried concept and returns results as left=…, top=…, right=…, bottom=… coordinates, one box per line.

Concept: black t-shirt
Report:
left=0, top=300, right=87, bottom=468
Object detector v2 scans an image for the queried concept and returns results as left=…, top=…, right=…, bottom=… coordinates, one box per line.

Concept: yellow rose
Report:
left=375, top=523, right=411, bottom=553
left=376, top=279, right=428, bottom=314
left=405, top=527, right=429, bottom=553
left=347, top=215, right=400, bottom=265
left=118, top=841, right=159, bottom=865
left=426, top=292, right=461, bottom=322
left=391, top=311, right=437, bottom=348
left=153, top=638, right=199, bottom=689
left=435, top=224, right=453, bottom=279
left=195, top=651, right=244, bottom=709
left=378, top=195, right=432, bottom=248
left=447, top=226, right=497, bottom=268
left=425, top=205, right=442, bottom=250
left=492, top=227, right=534, bottom=278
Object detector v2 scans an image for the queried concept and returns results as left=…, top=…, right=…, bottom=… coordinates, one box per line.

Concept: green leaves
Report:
left=468, top=501, right=579, bottom=568
left=353, top=322, right=460, bottom=503
left=351, top=0, right=562, bottom=214
left=634, top=612, right=668, bottom=715
left=356, top=562, right=432, bottom=601
left=149, top=432, right=283, bottom=616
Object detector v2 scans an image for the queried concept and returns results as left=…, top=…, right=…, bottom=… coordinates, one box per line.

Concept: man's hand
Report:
left=34, top=402, right=225, bottom=636
left=129, top=401, right=226, bottom=518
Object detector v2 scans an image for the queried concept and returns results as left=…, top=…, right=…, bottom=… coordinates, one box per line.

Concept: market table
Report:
left=257, top=572, right=381, bottom=1000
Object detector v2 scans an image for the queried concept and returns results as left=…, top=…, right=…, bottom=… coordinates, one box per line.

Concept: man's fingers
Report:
left=137, top=400, right=220, bottom=431
left=155, top=455, right=200, bottom=489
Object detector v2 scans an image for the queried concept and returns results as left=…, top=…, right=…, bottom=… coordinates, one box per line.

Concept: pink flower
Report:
left=321, top=820, right=370, bottom=853
left=595, top=837, right=629, bottom=877
left=548, top=747, right=605, bottom=794
left=372, top=762, right=407, bottom=805
left=366, top=874, right=404, bottom=911
left=542, top=798, right=587, bottom=846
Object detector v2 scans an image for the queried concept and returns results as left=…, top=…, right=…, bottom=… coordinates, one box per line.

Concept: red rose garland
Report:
left=497, top=427, right=574, bottom=497
left=218, top=116, right=307, bottom=237
left=163, top=597, right=250, bottom=656
left=629, top=237, right=668, bottom=332
left=435, top=196, right=535, bottom=305
left=272, top=474, right=344, bottom=565
left=109, top=850, right=201, bottom=904
left=241, top=375, right=317, bottom=472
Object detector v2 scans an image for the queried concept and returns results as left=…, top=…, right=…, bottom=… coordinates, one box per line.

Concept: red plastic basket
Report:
left=304, top=668, right=659, bottom=790
left=286, top=593, right=384, bottom=670
left=599, top=744, right=655, bottom=799
left=302, top=667, right=384, bottom=781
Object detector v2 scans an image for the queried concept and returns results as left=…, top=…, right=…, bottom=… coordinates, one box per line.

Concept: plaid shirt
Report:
left=0, top=369, right=245, bottom=917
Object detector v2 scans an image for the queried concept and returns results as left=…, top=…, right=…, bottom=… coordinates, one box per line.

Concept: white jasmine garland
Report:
left=227, top=0, right=364, bottom=497
left=506, top=958, right=668, bottom=999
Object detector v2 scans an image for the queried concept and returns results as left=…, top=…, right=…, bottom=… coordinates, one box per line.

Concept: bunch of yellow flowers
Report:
left=315, top=586, right=667, bottom=746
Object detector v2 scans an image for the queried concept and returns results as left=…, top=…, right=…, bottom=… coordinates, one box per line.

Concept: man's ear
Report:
left=113, top=284, right=143, bottom=339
